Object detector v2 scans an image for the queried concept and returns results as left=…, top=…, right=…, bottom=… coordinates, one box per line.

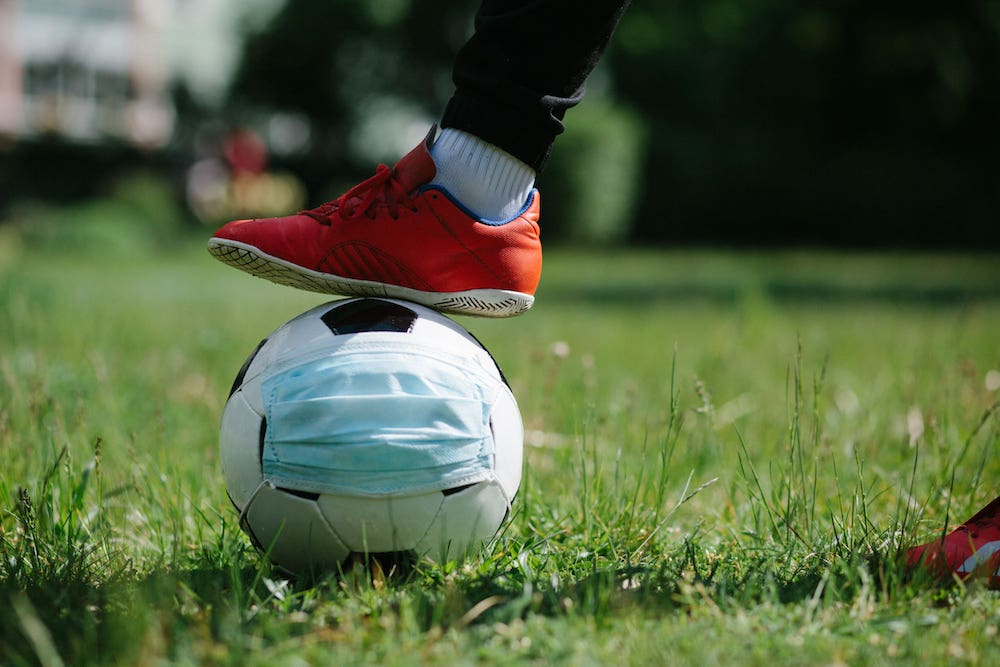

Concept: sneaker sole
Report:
left=207, top=238, right=534, bottom=318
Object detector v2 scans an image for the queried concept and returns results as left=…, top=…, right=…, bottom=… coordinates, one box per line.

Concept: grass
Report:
left=1, top=236, right=999, bottom=665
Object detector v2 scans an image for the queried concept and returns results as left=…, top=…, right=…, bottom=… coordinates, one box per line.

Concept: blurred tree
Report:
left=538, top=100, right=645, bottom=244
left=609, top=0, right=1000, bottom=247
left=229, top=0, right=475, bottom=161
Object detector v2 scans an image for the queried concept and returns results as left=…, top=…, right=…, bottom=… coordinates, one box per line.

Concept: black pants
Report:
left=441, top=0, right=632, bottom=172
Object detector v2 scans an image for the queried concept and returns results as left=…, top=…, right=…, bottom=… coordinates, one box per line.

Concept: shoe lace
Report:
left=301, top=164, right=417, bottom=224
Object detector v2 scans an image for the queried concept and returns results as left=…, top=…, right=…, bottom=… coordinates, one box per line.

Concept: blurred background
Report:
left=1, top=0, right=998, bottom=250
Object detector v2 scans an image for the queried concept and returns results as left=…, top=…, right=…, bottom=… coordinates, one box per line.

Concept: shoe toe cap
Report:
left=210, top=214, right=328, bottom=268
left=211, top=214, right=311, bottom=245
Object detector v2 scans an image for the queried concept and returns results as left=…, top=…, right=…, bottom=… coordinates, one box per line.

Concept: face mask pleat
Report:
left=260, top=345, right=498, bottom=497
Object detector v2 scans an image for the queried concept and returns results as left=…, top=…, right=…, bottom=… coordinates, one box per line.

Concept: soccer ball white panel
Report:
left=267, top=303, right=339, bottom=360
left=238, top=370, right=265, bottom=415
left=490, top=385, right=524, bottom=501
left=219, top=389, right=263, bottom=509
left=316, top=491, right=444, bottom=553
left=244, top=484, right=350, bottom=573
left=416, top=480, right=510, bottom=563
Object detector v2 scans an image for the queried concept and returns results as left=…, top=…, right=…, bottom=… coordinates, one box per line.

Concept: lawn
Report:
left=2, top=237, right=999, bottom=665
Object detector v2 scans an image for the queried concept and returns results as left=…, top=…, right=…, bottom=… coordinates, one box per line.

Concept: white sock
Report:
left=428, top=128, right=536, bottom=222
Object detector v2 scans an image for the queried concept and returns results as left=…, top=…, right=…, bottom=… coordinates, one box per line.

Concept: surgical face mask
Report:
left=259, top=338, right=499, bottom=497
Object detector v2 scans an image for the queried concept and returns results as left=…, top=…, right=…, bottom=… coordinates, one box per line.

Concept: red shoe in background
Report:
left=906, top=495, right=1000, bottom=588
left=207, top=127, right=541, bottom=318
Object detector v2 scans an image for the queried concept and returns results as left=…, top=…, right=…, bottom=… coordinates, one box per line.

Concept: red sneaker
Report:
left=207, top=127, right=541, bottom=318
left=906, top=495, right=1000, bottom=588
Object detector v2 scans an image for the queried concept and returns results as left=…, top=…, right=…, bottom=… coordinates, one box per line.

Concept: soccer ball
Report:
left=219, top=298, right=523, bottom=574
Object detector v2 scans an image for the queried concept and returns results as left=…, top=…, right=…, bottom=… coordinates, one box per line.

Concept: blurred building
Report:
left=0, top=0, right=174, bottom=148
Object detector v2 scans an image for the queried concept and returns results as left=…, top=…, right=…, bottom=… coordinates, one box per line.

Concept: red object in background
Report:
left=907, top=495, right=1000, bottom=588
left=223, top=128, right=268, bottom=175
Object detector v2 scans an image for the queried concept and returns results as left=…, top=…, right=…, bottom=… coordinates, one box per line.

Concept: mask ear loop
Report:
left=238, top=478, right=275, bottom=531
